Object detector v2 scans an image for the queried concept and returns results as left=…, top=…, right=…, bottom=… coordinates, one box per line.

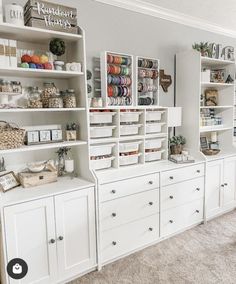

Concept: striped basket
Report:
left=0, top=121, right=25, bottom=150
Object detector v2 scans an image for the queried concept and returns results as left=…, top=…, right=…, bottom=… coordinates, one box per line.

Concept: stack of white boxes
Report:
left=0, top=38, right=17, bottom=68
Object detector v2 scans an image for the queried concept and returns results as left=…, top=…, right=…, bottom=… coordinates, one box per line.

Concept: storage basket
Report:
left=119, top=153, right=141, bottom=166
left=0, top=121, right=25, bottom=150
left=120, top=124, right=142, bottom=136
left=120, top=111, right=142, bottom=123
left=146, top=111, right=165, bottom=122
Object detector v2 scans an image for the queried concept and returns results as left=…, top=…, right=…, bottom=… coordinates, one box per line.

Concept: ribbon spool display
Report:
left=137, top=57, right=159, bottom=106
left=107, top=53, right=133, bottom=106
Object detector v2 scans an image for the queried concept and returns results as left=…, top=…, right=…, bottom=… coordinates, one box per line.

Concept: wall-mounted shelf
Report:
left=201, top=56, right=235, bottom=67
left=0, top=108, right=86, bottom=113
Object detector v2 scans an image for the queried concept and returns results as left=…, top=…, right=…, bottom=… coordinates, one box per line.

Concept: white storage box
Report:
left=90, top=144, right=115, bottom=156
left=145, top=138, right=165, bottom=150
left=119, top=153, right=141, bottom=166
left=201, top=69, right=210, bottom=82
left=119, top=141, right=141, bottom=153
left=90, top=126, right=116, bottom=138
left=146, top=123, right=165, bottom=134
left=120, top=124, right=142, bottom=136
left=146, top=111, right=165, bottom=122
left=120, top=111, right=142, bottom=123
left=90, top=112, right=116, bottom=124
left=91, top=157, right=115, bottom=170
left=145, top=150, right=165, bottom=162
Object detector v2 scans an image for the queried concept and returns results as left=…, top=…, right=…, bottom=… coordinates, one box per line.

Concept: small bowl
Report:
left=27, top=163, right=46, bottom=173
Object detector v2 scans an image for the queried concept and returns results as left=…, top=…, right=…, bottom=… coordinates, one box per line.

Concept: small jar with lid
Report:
left=48, top=90, right=63, bottom=108
left=12, top=81, right=22, bottom=94
left=28, top=87, right=43, bottom=108
left=1, top=80, right=13, bottom=93
left=42, top=82, right=57, bottom=108
left=63, top=89, right=76, bottom=108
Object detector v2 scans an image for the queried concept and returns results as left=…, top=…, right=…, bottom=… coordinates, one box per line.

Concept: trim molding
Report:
left=94, top=0, right=236, bottom=38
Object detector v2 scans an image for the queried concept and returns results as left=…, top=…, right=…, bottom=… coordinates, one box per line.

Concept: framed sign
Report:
left=0, top=171, right=20, bottom=192
left=200, top=137, right=208, bottom=150
left=159, top=69, right=172, bottom=92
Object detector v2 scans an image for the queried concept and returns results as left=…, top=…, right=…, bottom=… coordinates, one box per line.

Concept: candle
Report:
left=211, top=132, right=217, bottom=143
left=65, top=159, right=74, bottom=173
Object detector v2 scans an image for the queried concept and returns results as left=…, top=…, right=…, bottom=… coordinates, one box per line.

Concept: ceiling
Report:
left=142, top=0, right=236, bottom=30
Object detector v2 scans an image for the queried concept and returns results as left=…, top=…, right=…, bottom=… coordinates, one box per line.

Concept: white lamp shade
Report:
left=168, top=107, right=182, bottom=127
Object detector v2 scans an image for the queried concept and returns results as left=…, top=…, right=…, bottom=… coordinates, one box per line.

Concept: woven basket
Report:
left=0, top=121, right=25, bottom=150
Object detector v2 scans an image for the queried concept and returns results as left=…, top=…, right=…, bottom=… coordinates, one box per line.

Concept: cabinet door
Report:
left=206, top=159, right=224, bottom=218
left=223, top=156, right=236, bottom=208
left=55, top=188, right=96, bottom=281
left=4, top=198, right=57, bottom=284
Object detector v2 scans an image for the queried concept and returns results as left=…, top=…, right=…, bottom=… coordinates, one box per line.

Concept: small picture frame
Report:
left=0, top=171, right=20, bottom=192
left=205, top=89, right=218, bottom=106
left=51, top=129, right=63, bottom=142
left=27, top=131, right=40, bottom=145
left=39, top=130, right=51, bottom=142
left=200, top=137, right=208, bottom=150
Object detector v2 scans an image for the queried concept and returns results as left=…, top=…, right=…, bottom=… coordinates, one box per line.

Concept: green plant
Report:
left=169, top=135, right=186, bottom=147
left=49, top=38, right=66, bottom=56
left=192, top=42, right=210, bottom=57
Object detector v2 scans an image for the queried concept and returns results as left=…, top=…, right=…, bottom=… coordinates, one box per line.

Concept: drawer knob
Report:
left=149, top=227, right=153, bottom=231
left=111, top=190, right=116, bottom=194
left=224, top=183, right=228, bottom=186
left=149, top=181, right=153, bottom=185
left=149, top=202, right=153, bottom=206
left=112, top=213, right=117, bottom=217
left=196, top=188, right=200, bottom=191
left=169, top=220, right=174, bottom=224
left=197, top=170, right=201, bottom=173
left=196, top=210, right=200, bottom=213
left=49, top=239, right=56, bottom=244
left=169, top=176, right=174, bottom=180
left=221, top=184, right=225, bottom=188
left=58, top=236, right=64, bottom=241
left=112, top=241, right=117, bottom=246
left=169, top=196, right=174, bottom=199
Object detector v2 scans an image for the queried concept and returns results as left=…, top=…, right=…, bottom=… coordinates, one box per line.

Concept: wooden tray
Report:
left=202, top=149, right=220, bottom=156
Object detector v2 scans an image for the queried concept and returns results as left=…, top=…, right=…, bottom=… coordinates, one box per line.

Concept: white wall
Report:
left=19, top=0, right=236, bottom=106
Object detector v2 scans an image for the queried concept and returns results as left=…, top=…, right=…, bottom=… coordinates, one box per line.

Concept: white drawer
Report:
left=100, top=174, right=159, bottom=202
left=161, top=163, right=204, bottom=186
left=101, top=214, right=159, bottom=263
left=161, top=177, right=204, bottom=211
left=161, top=199, right=203, bottom=237
left=101, top=189, right=159, bottom=231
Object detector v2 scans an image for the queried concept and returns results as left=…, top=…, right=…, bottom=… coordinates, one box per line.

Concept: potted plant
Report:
left=192, top=42, right=210, bottom=57
left=169, top=135, right=186, bottom=155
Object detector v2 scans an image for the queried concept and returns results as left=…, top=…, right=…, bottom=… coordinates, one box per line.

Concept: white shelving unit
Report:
left=176, top=50, right=235, bottom=160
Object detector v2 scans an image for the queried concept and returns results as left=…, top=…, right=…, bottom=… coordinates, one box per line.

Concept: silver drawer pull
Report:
left=196, top=210, right=200, bottom=213
left=49, top=239, right=56, bottom=244
left=169, top=195, right=174, bottom=199
left=112, top=213, right=117, bottom=217
left=169, top=220, right=174, bottom=224
left=169, top=176, right=174, bottom=180
left=112, top=241, right=117, bottom=246
left=221, top=184, right=225, bottom=188
left=111, top=190, right=116, bottom=194
left=149, top=202, right=153, bottom=206
left=149, top=227, right=153, bottom=231
left=149, top=181, right=153, bottom=185
left=224, top=183, right=228, bottom=186
left=196, top=188, right=200, bottom=191
left=196, top=170, right=201, bottom=173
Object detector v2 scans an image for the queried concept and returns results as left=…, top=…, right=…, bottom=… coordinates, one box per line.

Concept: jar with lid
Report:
left=28, top=87, right=43, bottom=108
left=42, top=82, right=57, bottom=108
left=1, top=80, right=13, bottom=93
left=63, top=89, right=76, bottom=108
left=12, top=81, right=22, bottom=94
left=48, top=90, right=63, bottom=108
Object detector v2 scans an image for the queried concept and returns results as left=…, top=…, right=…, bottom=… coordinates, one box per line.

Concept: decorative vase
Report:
left=5, top=3, right=24, bottom=26
left=170, top=145, right=183, bottom=155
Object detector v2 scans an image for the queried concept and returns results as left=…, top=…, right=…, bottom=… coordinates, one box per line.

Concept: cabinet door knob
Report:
left=196, top=210, right=200, bottom=213
left=197, top=170, right=201, bottom=173
left=169, top=176, right=174, bottom=180
left=169, top=195, right=174, bottom=199
left=112, top=241, right=117, bottom=246
left=111, top=190, right=116, bottom=194
left=221, top=184, right=225, bottom=188
left=149, top=202, right=153, bottom=206
left=58, top=236, right=64, bottom=241
left=224, top=183, right=228, bottom=186
left=169, top=220, right=174, bottom=223
left=49, top=239, right=56, bottom=244
left=196, top=188, right=200, bottom=191
left=149, top=227, right=153, bottom=231
left=149, top=181, right=153, bottom=185
left=112, top=213, right=117, bottom=217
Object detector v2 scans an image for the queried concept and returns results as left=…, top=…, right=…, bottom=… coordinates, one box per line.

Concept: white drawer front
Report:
left=101, top=214, right=159, bottom=263
left=100, top=174, right=159, bottom=202
left=161, top=177, right=204, bottom=211
left=161, top=199, right=203, bottom=237
left=101, top=189, right=159, bottom=231
left=161, top=164, right=204, bottom=186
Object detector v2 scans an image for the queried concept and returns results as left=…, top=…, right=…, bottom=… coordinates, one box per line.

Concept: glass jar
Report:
left=42, top=82, right=57, bottom=108
left=28, top=87, right=43, bottom=108
left=12, top=81, right=22, bottom=94
left=48, top=91, right=63, bottom=108
left=63, top=89, right=76, bottom=108
left=1, top=80, right=13, bottom=93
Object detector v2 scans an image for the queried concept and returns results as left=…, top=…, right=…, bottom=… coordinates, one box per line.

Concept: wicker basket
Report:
left=0, top=121, right=25, bottom=150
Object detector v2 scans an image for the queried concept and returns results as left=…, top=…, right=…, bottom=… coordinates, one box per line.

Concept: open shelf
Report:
left=200, top=106, right=233, bottom=109
left=201, top=57, right=235, bottom=66
left=201, top=82, right=234, bottom=89
left=0, top=140, right=87, bottom=155
left=200, top=126, right=233, bottom=133
left=0, top=67, right=84, bottom=79
left=0, top=108, right=86, bottom=113
left=0, top=22, right=83, bottom=44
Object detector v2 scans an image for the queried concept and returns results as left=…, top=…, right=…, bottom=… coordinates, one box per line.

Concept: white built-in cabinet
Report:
left=206, top=156, right=236, bottom=218
left=3, top=188, right=96, bottom=284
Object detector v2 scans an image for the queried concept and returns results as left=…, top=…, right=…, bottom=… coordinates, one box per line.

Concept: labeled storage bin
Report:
left=145, top=150, right=165, bottom=162
left=120, top=124, right=142, bottom=136
left=91, top=157, right=115, bottom=170
left=120, top=153, right=141, bottom=166
left=90, top=126, right=116, bottom=138
left=90, top=144, right=115, bottom=157
left=146, top=123, right=165, bottom=134
left=120, top=111, right=142, bottom=123
left=146, top=110, right=165, bottom=122
left=90, top=112, right=116, bottom=124
left=145, top=138, right=165, bottom=150
left=119, top=141, right=141, bottom=153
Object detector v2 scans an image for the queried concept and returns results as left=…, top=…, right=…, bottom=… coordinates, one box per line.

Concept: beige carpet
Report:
left=70, top=210, right=236, bottom=284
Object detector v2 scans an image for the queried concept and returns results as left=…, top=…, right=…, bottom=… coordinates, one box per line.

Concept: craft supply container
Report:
left=145, top=150, right=165, bottom=162
left=119, top=153, right=141, bottom=166
left=145, top=138, right=165, bottom=150
left=119, top=141, right=141, bottom=153
left=63, top=89, right=77, bottom=108
left=90, top=144, right=115, bottom=157
left=120, top=111, right=142, bottom=123
left=146, top=123, right=165, bottom=134
left=42, top=82, right=57, bottom=108
left=90, top=111, right=116, bottom=124
left=90, top=126, right=116, bottom=138
left=120, top=124, right=142, bottom=136
left=146, top=110, right=165, bottom=122
left=91, top=156, right=114, bottom=170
